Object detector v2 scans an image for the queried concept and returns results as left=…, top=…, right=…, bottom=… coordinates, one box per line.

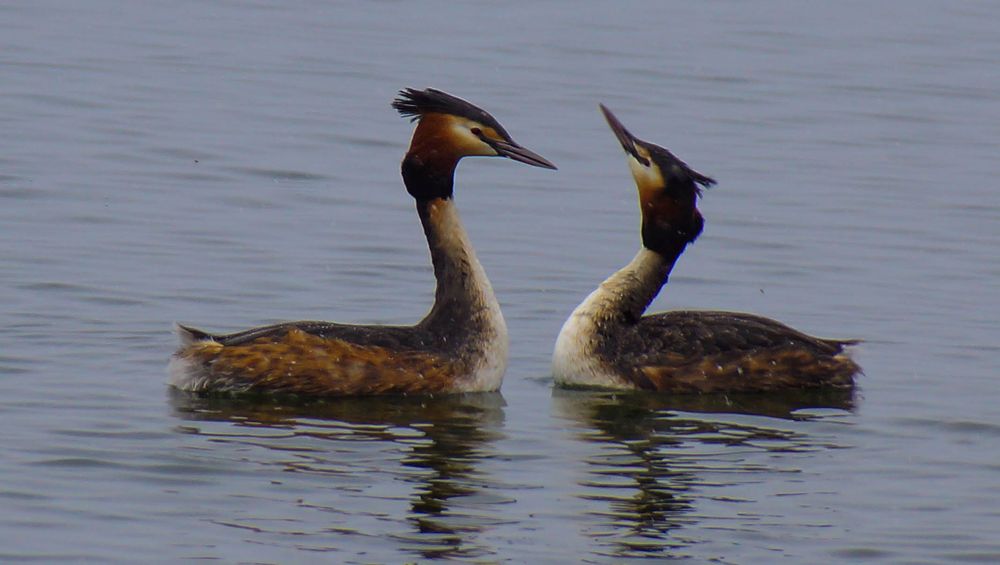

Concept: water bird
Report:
left=552, top=104, right=859, bottom=392
left=170, top=88, right=556, bottom=396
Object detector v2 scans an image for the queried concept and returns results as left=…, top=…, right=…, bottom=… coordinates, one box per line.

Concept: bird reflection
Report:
left=169, top=390, right=505, bottom=560
left=551, top=387, right=855, bottom=557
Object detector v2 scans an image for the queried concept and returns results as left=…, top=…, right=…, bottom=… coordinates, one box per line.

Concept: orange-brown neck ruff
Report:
left=401, top=114, right=486, bottom=200
left=407, top=114, right=465, bottom=169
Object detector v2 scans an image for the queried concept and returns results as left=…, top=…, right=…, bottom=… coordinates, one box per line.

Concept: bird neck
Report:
left=402, top=154, right=456, bottom=200
left=583, top=247, right=680, bottom=324
left=415, top=198, right=504, bottom=339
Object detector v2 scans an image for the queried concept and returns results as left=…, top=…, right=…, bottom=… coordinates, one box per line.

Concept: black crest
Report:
left=648, top=144, right=717, bottom=197
left=392, top=88, right=510, bottom=138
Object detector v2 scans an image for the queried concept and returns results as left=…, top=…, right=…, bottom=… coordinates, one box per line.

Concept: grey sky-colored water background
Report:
left=2, top=1, right=999, bottom=562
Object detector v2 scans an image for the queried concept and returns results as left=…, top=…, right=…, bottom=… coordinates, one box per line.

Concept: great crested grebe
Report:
left=552, top=105, right=859, bottom=393
left=170, top=88, right=556, bottom=396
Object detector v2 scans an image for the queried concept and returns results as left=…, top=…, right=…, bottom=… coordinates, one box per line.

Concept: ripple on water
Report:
left=166, top=391, right=511, bottom=560
left=893, top=416, right=1000, bottom=437
left=551, top=388, right=855, bottom=559
left=227, top=166, right=332, bottom=182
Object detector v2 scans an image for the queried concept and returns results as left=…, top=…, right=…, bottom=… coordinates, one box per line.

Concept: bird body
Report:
left=553, top=105, right=859, bottom=392
left=170, top=88, right=554, bottom=396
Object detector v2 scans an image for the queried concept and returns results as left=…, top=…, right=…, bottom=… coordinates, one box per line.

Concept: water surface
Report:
left=2, top=1, right=998, bottom=562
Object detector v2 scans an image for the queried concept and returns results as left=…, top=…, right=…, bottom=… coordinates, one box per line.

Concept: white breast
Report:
left=463, top=291, right=508, bottom=393
left=453, top=253, right=509, bottom=393
left=551, top=289, right=633, bottom=390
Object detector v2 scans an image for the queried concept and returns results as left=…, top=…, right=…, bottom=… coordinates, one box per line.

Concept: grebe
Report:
left=170, top=88, right=556, bottom=396
left=552, top=105, right=859, bottom=393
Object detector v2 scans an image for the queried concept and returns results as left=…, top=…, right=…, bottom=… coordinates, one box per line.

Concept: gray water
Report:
left=3, top=1, right=998, bottom=562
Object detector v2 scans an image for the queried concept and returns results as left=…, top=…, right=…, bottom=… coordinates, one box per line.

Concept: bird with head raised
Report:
left=170, top=87, right=556, bottom=396
left=552, top=104, right=859, bottom=393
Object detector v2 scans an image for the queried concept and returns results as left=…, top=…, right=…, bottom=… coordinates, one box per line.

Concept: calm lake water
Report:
left=3, top=1, right=998, bottom=562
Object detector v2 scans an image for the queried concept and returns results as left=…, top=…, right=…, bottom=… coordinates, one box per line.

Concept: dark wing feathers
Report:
left=651, top=146, right=716, bottom=196
left=602, top=310, right=859, bottom=392
left=625, top=310, right=851, bottom=363
left=178, top=321, right=436, bottom=351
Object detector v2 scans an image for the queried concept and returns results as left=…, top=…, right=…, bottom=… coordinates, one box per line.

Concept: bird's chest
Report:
left=552, top=305, right=634, bottom=389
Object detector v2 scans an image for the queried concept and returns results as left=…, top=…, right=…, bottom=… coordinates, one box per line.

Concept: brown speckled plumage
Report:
left=176, top=328, right=464, bottom=395
left=618, top=312, right=858, bottom=392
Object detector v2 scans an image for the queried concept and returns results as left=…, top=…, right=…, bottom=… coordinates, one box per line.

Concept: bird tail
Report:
left=174, top=323, right=216, bottom=346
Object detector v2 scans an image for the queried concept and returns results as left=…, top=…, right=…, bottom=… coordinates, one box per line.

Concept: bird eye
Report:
left=470, top=127, right=483, bottom=137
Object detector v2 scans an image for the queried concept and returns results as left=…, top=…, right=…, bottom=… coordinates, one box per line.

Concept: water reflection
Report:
left=552, top=388, right=854, bottom=558
left=169, top=391, right=506, bottom=560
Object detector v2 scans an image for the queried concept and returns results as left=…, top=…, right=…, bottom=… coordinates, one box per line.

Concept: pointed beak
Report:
left=489, top=139, right=557, bottom=170
left=600, top=104, right=649, bottom=166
